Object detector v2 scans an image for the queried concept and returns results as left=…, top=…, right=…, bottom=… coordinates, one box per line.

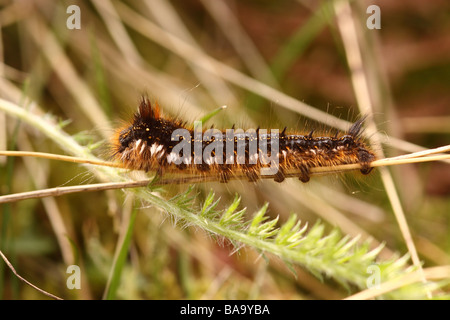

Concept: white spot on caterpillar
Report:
left=205, top=157, right=213, bottom=165
left=282, top=150, right=287, bottom=158
left=249, top=153, right=258, bottom=163
left=121, top=150, right=130, bottom=161
left=139, top=141, right=146, bottom=155
left=157, top=150, right=165, bottom=159
left=167, top=152, right=177, bottom=164
left=183, top=156, right=192, bottom=165
left=150, top=143, right=161, bottom=156
left=135, top=139, right=142, bottom=150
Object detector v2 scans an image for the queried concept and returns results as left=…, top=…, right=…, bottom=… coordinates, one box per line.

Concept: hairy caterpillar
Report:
left=111, top=97, right=376, bottom=183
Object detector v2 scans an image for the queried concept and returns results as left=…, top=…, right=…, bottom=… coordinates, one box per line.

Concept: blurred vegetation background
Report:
left=0, top=0, right=449, bottom=299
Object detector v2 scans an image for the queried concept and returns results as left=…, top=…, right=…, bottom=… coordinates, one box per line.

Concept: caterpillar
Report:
left=110, top=97, right=376, bottom=183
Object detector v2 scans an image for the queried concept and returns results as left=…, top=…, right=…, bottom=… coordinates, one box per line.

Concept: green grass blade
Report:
left=103, top=208, right=137, bottom=300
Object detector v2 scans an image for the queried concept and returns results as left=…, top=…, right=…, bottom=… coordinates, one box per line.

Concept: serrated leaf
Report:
left=224, top=194, right=241, bottom=216
left=249, top=203, right=269, bottom=229
left=200, top=191, right=220, bottom=218
left=248, top=212, right=279, bottom=240
left=219, top=207, right=246, bottom=228
left=275, top=214, right=307, bottom=247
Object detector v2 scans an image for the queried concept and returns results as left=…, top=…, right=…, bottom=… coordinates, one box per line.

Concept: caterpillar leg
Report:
left=358, top=148, right=375, bottom=175
left=298, top=164, right=310, bottom=183
left=273, top=167, right=285, bottom=183
left=360, top=163, right=373, bottom=175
